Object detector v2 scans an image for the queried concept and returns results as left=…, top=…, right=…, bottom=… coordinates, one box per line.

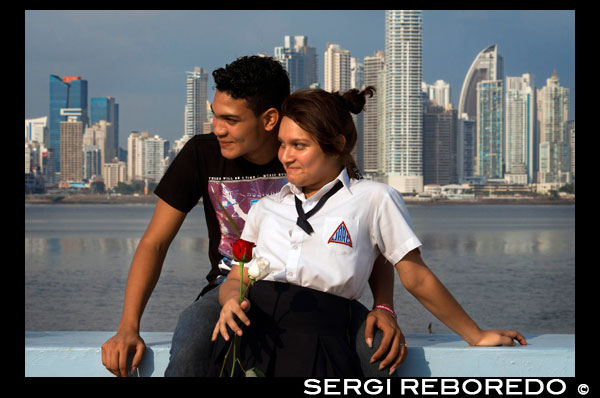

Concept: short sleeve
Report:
left=371, top=187, right=422, bottom=265
left=240, top=199, right=261, bottom=244
left=154, top=138, right=203, bottom=213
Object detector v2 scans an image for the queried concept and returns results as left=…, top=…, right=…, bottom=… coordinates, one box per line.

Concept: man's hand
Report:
left=101, top=330, right=146, bottom=377
left=364, top=308, right=407, bottom=374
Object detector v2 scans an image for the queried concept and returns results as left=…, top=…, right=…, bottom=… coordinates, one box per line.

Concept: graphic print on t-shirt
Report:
left=208, top=176, right=287, bottom=259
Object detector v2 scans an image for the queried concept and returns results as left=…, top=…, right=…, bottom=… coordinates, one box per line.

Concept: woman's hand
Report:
left=472, top=329, right=527, bottom=346
left=211, top=297, right=252, bottom=342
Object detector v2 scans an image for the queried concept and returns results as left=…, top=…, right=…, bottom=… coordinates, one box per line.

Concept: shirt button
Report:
left=291, top=243, right=298, bottom=249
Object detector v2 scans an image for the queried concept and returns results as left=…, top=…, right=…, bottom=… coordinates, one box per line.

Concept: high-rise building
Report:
left=475, top=80, right=504, bottom=180
left=505, top=74, right=537, bottom=184
left=424, top=80, right=451, bottom=110
left=384, top=10, right=423, bottom=193
left=59, top=117, right=83, bottom=182
left=458, top=45, right=503, bottom=121
left=362, top=51, right=385, bottom=175
left=49, top=75, right=88, bottom=171
left=274, top=35, right=318, bottom=92
left=537, top=70, right=570, bottom=184
left=324, top=43, right=351, bottom=93
left=25, top=117, right=48, bottom=145
left=184, top=67, right=208, bottom=138
left=91, top=97, right=119, bottom=155
left=457, top=117, right=476, bottom=183
left=145, top=135, right=168, bottom=183
left=423, top=104, right=457, bottom=185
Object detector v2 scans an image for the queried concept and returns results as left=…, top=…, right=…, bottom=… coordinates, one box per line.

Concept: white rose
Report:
left=247, top=257, right=270, bottom=282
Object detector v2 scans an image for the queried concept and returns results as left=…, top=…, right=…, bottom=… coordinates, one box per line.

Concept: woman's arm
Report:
left=395, top=249, right=526, bottom=346
left=212, top=264, right=252, bottom=342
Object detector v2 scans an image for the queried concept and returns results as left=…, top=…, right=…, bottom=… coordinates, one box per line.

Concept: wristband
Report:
left=373, top=304, right=397, bottom=318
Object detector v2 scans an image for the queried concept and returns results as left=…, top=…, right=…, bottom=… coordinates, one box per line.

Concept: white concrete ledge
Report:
left=25, top=331, right=574, bottom=377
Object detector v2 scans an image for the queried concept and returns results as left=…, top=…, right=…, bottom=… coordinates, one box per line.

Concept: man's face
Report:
left=211, top=90, right=270, bottom=161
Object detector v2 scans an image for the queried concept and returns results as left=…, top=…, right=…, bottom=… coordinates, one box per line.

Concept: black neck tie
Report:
left=295, top=180, right=344, bottom=235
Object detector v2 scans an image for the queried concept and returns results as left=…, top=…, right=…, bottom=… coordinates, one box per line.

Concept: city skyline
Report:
left=25, top=10, right=575, bottom=149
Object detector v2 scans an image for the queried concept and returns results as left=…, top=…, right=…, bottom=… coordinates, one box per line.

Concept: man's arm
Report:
left=364, top=254, right=407, bottom=374
left=101, top=198, right=187, bottom=377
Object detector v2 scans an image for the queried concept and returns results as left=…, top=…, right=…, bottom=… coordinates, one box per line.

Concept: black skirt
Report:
left=208, top=280, right=364, bottom=377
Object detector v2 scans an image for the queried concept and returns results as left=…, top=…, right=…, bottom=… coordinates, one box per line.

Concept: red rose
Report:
left=231, top=239, right=255, bottom=262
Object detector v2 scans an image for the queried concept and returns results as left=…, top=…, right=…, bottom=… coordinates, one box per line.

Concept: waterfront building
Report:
left=59, top=117, right=83, bottom=183
left=362, top=51, right=385, bottom=175
left=49, top=75, right=88, bottom=171
left=476, top=80, right=504, bottom=180
left=103, top=158, right=127, bottom=189
left=537, top=70, right=570, bottom=184
left=324, top=43, right=351, bottom=93
left=505, top=74, right=537, bottom=184
left=458, top=45, right=503, bottom=121
left=83, top=145, right=102, bottom=181
left=90, top=97, right=119, bottom=155
left=456, top=116, right=476, bottom=183
left=274, top=35, right=318, bottom=92
left=144, top=135, right=168, bottom=183
left=184, top=67, right=208, bottom=138
left=567, top=120, right=575, bottom=182
left=127, top=131, right=148, bottom=182
left=25, top=117, right=48, bottom=145
left=83, top=120, right=115, bottom=169
left=384, top=10, right=423, bottom=193
left=423, top=104, right=458, bottom=186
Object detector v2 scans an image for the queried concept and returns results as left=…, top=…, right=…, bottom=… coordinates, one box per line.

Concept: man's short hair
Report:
left=212, top=55, right=291, bottom=116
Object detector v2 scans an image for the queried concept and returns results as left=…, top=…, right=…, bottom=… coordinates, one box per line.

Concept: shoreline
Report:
left=25, top=193, right=574, bottom=206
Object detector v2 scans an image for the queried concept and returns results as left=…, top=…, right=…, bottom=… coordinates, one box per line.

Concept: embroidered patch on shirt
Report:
left=328, top=221, right=353, bottom=247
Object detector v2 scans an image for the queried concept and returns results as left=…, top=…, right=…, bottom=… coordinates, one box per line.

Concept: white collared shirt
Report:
left=241, top=168, right=422, bottom=300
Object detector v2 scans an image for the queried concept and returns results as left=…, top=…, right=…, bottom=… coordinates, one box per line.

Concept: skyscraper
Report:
left=60, top=117, right=83, bottom=182
left=384, top=10, right=423, bottom=193
left=362, top=50, right=385, bottom=175
left=505, top=74, right=537, bottom=184
left=476, top=80, right=503, bottom=180
left=537, top=70, right=570, bottom=184
left=184, top=67, right=208, bottom=138
left=49, top=75, right=88, bottom=171
left=458, top=45, right=503, bottom=121
left=324, top=43, right=351, bottom=93
left=274, top=35, right=318, bottom=92
left=91, top=96, right=119, bottom=155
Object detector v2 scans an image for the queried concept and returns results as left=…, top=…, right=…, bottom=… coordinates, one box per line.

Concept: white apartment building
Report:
left=324, top=43, right=351, bottom=93
left=384, top=10, right=423, bottom=193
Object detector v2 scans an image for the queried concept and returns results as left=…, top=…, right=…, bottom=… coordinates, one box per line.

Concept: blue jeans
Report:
left=164, top=287, right=397, bottom=376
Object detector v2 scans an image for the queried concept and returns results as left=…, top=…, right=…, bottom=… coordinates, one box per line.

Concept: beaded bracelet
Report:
left=373, top=304, right=397, bottom=318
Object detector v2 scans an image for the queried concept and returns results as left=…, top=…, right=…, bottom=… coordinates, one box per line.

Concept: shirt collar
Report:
left=278, top=167, right=352, bottom=203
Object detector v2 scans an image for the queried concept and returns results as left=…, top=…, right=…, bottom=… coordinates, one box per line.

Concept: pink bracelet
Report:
left=373, top=305, right=397, bottom=318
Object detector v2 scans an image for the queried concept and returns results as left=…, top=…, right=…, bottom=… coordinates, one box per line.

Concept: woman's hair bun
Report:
left=338, top=86, right=376, bottom=114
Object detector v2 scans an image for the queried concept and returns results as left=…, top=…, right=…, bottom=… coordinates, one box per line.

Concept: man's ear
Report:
left=334, top=134, right=346, bottom=153
left=262, top=108, right=280, bottom=132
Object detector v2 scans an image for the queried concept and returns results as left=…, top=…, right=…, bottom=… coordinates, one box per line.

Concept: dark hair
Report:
left=281, top=86, right=375, bottom=179
left=212, top=55, right=291, bottom=116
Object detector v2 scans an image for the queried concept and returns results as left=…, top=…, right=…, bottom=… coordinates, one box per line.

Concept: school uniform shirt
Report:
left=241, top=168, right=422, bottom=300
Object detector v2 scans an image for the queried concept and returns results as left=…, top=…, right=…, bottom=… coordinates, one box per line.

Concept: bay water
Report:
left=25, top=203, right=575, bottom=335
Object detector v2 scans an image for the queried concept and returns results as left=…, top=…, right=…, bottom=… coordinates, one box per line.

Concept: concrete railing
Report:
left=25, top=331, right=574, bottom=377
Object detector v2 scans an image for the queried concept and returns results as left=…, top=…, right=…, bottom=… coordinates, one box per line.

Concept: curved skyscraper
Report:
left=458, top=45, right=503, bottom=121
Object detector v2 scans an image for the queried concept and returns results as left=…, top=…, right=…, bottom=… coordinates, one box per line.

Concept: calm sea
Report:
left=25, top=203, right=575, bottom=334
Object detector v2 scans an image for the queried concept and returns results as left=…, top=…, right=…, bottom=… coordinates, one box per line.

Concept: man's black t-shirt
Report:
left=154, top=133, right=287, bottom=295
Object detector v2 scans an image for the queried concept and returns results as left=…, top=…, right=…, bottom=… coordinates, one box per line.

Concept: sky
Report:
left=25, top=10, right=575, bottom=149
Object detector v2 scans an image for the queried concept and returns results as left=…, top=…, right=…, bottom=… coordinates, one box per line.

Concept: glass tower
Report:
left=91, top=97, right=119, bottom=155
left=49, top=75, right=88, bottom=171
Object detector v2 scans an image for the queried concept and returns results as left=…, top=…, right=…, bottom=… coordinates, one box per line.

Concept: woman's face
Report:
left=278, top=116, right=343, bottom=199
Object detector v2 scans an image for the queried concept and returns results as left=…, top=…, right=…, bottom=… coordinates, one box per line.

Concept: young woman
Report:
left=209, top=86, right=527, bottom=377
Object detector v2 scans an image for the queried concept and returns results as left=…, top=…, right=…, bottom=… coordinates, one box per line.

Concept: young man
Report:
left=101, top=55, right=406, bottom=377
